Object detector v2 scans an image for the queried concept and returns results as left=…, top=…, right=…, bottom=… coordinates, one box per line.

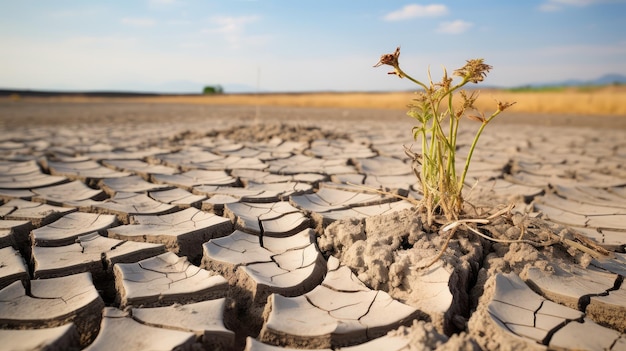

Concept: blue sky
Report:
left=1, top=0, right=625, bottom=93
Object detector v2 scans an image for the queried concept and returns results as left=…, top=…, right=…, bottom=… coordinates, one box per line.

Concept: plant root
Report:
left=423, top=226, right=457, bottom=268
left=345, top=183, right=611, bottom=267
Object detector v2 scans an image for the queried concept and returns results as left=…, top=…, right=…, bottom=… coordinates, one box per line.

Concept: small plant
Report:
left=374, top=47, right=515, bottom=226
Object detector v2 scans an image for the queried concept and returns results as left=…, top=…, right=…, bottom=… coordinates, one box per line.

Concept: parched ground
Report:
left=3, top=99, right=626, bottom=129
left=0, top=101, right=625, bottom=350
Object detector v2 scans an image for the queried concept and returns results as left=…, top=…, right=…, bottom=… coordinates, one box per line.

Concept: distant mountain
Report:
left=528, top=73, right=626, bottom=88
left=593, top=73, right=626, bottom=85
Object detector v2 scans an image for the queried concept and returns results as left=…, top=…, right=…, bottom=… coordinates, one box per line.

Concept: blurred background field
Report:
left=5, top=84, right=626, bottom=116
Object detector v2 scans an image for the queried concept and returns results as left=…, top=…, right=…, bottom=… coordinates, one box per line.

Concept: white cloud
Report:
left=203, top=15, right=262, bottom=49
left=121, top=17, right=156, bottom=27
left=538, top=0, right=624, bottom=11
left=383, top=4, right=448, bottom=21
left=436, top=20, right=473, bottom=34
left=206, top=15, right=259, bottom=34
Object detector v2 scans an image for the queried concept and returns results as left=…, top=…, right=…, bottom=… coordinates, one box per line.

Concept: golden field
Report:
left=5, top=85, right=626, bottom=116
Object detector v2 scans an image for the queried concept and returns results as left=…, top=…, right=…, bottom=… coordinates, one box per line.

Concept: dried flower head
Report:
left=412, top=91, right=429, bottom=103
left=453, top=59, right=492, bottom=84
left=459, top=90, right=479, bottom=110
left=466, top=113, right=486, bottom=123
left=496, top=99, right=517, bottom=112
left=374, top=46, right=404, bottom=77
left=434, top=66, right=452, bottom=91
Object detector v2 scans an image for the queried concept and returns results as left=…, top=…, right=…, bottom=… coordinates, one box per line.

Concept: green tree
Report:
left=203, top=85, right=223, bottom=94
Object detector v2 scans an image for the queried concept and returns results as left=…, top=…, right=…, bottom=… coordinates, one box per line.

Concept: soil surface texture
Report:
left=0, top=101, right=625, bottom=351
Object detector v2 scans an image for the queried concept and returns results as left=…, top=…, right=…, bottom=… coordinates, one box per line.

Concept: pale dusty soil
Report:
left=1, top=100, right=625, bottom=350
left=2, top=101, right=626, bottom=129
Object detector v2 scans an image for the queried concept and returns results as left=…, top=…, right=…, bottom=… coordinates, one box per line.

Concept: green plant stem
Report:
left=441, top=80, right=467, bottom=182
left=458, top=110, right=502, bottom=189
left=420, top=124, right=429, bottom=199
left=396, top=68, right=428, bottom=91
left=447, top=93, right=455, bottom=171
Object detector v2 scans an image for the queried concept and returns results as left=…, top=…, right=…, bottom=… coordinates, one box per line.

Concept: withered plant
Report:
left=374, top=47, right=515, bottom=226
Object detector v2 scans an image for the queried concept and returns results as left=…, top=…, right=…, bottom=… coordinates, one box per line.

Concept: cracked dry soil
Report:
left=1, top=102, right=625, bottom=350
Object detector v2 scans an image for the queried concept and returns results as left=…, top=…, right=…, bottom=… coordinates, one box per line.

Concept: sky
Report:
left=1, top=0, right=625, bottom=93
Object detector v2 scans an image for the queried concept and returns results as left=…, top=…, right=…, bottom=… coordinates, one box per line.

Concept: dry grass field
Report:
left=2, top=85, right=625, bottom=125
left=8, top=85, right=623, bottom=116
left=180, top=85, right=626, bottom=116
